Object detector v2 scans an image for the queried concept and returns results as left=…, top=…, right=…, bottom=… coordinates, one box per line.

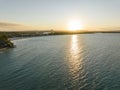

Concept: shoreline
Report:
left=9, top=37, right=39, bottom=41
left=0, top=47, right=9, bottom=52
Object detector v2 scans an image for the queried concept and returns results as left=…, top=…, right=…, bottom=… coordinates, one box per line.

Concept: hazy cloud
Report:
left=0, top=21, right=35, bottom=31
left=0, top=22, right=22, bottom=27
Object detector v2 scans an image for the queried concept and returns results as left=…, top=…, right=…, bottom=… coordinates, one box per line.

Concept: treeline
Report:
left=0, top=30, right=120, bottom=38
left=0, top=31, right=49, bottom=38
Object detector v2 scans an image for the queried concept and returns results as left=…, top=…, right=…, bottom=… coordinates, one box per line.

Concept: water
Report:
left=0, top=34, right=120, bottom=90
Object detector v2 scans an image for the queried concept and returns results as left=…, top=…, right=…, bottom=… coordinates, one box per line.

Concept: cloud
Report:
left=0, top=21, right=34, bottom=31
left=0, top=22, right=22, bottom=27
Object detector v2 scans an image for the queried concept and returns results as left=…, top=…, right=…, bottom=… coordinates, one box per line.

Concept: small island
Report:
left=0, top=35, right=15, bottom=49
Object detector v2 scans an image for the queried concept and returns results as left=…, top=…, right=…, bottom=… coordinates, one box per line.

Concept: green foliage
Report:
left=0, top=35, right=14, bottom=48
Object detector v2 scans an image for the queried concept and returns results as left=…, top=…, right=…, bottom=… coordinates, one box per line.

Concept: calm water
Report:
left=0, top=34, right=120, bottom=90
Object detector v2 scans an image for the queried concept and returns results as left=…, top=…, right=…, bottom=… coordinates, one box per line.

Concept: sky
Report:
left=0, top=0, right=120, bottom=31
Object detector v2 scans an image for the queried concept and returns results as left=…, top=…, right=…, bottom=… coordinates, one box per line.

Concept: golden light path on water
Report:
left=68, top=35, right=84, bottom=81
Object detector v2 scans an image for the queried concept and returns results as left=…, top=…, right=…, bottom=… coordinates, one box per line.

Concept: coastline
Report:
left=0, top=46, right=15, bottom=52
left=9, top=37, right=25, bottom=41
left=0, top=47, right=9, bottom=52
left=9, top=37, right=36, bottom=41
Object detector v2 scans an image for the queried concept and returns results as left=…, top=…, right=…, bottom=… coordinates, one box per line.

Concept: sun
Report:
left=68, top=19, right=83, bottom=31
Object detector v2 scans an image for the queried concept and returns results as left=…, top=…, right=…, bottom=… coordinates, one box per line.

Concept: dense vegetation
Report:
left=0, top=35, right=14, bottom=48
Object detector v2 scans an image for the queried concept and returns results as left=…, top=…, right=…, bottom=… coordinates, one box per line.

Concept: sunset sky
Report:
left=0, top=0, right=120, bottom=31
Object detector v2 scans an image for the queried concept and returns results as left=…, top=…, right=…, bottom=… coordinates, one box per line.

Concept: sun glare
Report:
left=68, top=19, right=83, bottom=31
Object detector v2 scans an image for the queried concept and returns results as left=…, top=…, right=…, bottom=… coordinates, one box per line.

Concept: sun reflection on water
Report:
left=68, top=35, right=84, bottom=80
